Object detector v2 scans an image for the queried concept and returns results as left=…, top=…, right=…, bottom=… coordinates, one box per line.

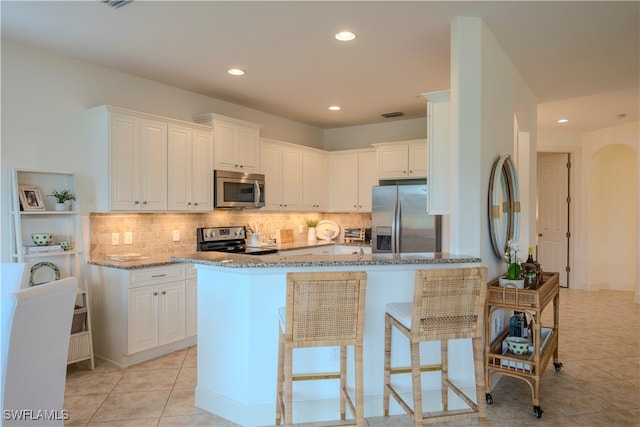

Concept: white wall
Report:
left=450, top=17, right=538, bottom=281
left=323, top=118, right=427, bottom=151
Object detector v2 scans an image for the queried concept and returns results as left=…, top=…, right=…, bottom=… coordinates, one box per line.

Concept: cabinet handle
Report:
left=153, top=292, right=158, bottom=296
left=162, top=291, right=166, bottom=295
left=194, top=202, right=198, bottom=206
left=135, top=201, right=140, bottom=205
left=143, top=201, right=147, bottom=205
left=188, top=202, right=192, bottom=206
left=151, top=274, right=167, bottom=278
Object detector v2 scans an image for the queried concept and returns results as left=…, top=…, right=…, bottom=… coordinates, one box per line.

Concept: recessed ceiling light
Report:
left=328, top=105, right=341, bottom=111
left=335, top=31, right=356, bottom=41
left=556, top=118, right=569, bottom=124
left=227, top=68, right=245, bottom=76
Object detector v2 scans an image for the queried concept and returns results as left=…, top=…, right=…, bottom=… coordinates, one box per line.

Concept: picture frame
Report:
left=18, top=185, right=46, bottom=211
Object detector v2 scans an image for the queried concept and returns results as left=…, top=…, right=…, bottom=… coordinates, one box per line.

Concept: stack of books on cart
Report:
left=23, top=245, right=64, bottom=254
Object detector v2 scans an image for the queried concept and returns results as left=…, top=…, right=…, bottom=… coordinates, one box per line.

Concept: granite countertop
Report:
left=170, top=251, right=481, bottom=269
left=88, top=240, right=371, bottom=269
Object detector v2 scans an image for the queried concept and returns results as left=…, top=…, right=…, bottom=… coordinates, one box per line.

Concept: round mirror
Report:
left=489, top=155, right=520, bottom=261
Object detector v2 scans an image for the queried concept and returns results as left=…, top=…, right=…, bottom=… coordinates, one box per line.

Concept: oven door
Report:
left=214, top=170, right=265, bottom=209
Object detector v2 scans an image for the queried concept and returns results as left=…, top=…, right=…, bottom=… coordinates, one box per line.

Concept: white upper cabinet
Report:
left=301, top=149, right=327, bottom=211
left=422, top=90, right=450, bottom=214
left=327, top=149, right=377, bottom=212
left=374, top=139, right=427, bottom=179
left=260, top=139, right=303, bottom=211
left=194, top=113, right=262, bottom=173
left=167, top=123, right=213, bottom=211
left=90, top=107, right=168, bottom=211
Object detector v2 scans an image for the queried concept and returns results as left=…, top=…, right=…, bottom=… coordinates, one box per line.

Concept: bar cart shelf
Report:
left=484, top=272, right=562, bottom=418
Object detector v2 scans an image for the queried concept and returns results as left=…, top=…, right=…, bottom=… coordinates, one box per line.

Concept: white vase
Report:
left=499, top=277, right=525, bottom=289
left=307, top=227, right=317, bottom=243
left=55, top=202, right=67, bottom=211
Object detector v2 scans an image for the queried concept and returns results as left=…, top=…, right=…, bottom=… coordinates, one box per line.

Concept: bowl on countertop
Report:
left=31, top=233, right=53, bottom=246
left=505, top=336, right=530, bottom=355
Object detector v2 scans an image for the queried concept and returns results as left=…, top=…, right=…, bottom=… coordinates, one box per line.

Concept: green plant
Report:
left=305, top=218, right=319, bottom=228
left=49, top=189, right=76, bottom=203
left=505, top=240, right=522, bottom=280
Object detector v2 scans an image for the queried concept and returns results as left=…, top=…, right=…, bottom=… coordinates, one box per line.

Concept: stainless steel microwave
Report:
left=214, top=170, right=265, bottom=209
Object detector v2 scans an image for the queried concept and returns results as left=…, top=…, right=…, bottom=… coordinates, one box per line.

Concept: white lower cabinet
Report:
left=88, top=263, right=196, bottom=368
left=128, top=281, right=185, bottom=354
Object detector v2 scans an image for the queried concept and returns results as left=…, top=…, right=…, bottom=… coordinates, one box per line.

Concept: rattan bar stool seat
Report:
left=275, top=271, right=367, bottom=427
left=383, top=267, right=488, bottom=427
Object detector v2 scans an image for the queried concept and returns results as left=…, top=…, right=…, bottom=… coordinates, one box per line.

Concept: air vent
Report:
left=102, top=0, right=133, bottom=9
left=381, top=111, right=404, bottom=118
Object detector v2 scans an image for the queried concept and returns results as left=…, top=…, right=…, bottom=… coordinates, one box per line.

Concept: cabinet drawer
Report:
left=129, top=264, right=185, bottom=288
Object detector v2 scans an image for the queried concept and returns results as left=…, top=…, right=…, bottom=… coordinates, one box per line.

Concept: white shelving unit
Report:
left=10, top=168, right=95, bottom=369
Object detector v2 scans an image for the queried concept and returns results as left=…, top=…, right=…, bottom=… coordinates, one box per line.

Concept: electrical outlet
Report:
left=124, top=231, right=133, bottom=244
left=172, top=229, right=180, bottom=242
left=111, top=233, right=119, bottom=245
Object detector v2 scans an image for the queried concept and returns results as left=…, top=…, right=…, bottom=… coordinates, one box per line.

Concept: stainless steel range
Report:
left=196, top=226, right=278, bottom=255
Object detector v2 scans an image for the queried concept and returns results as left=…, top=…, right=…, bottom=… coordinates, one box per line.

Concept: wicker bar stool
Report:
left=275, top=271, right=367, bottom=427
left=383, top=267, right=488, bottom=426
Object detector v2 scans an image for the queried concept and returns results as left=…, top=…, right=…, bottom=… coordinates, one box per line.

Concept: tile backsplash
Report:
left=89, top=211, right=371, bottom=260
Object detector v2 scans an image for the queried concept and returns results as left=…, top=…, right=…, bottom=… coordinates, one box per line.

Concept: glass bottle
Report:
left=526, top=247, right=534, bottom=264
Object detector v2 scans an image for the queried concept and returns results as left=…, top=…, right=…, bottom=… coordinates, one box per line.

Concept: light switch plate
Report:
left=111, top=233, right=119, bottom=245
left=124, top=231, right=132, bottom=244
left=172, top=229, right=180, bottom=241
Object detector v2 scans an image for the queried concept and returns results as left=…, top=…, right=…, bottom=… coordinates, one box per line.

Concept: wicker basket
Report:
left=71, top=305, right=87, bottom=334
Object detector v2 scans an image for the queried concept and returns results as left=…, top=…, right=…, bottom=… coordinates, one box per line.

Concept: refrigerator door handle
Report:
left=392, top=198, right=400, bottom=253
left=396, top=199, right=402, bottom=253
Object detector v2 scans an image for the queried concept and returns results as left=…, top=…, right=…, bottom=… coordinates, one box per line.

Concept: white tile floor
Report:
left=64, top=288, right=639, bottom=426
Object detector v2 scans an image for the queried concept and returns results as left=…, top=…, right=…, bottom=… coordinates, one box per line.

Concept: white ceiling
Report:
left=2, top=1, right=638, bottom=133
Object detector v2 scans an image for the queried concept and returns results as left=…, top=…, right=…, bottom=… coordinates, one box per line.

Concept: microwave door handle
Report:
left=254, top=180, right=260, bottom=207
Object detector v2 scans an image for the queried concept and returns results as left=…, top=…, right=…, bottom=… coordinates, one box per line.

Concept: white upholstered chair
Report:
left=1, top=276, right=78, bottom=426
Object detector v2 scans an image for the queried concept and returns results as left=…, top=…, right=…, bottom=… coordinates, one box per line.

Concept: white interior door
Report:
left=537, top=153, right=570, bottom=286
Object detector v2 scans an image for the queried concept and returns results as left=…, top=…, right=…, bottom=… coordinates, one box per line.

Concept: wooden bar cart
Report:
left=484, top=272, right=562, bottom=418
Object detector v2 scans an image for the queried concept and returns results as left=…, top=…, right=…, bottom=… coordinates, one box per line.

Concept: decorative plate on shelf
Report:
left=30, top=261, right=60, bottom=286
left=316, top=220, right=340, bottom=240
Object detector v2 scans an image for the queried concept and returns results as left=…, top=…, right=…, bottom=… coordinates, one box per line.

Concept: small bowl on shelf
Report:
left=59, top=240, right=74, bottom=251
left=505, top=336, right=530, bottom=355
left=31, top=233, right=53, bottom=246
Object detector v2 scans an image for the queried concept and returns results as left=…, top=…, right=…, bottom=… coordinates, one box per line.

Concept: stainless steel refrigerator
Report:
left=372, top=185, right=441, bottom=253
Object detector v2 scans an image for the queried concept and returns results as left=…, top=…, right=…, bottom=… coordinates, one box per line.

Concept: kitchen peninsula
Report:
left=170, top=251, right=482, bottom=426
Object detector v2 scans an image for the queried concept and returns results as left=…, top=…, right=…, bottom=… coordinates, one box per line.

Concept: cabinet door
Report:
left=139, top=119, right=168, bottom=210
left=281, top=148, right=302, bottom=211
left=302, top=150, right=326, bottom=211
left=167, top=124, right=192, bottom=211
left=213, top=121, right=238, bottom=171
left=328, top=152, right=359, bottom=212
left=357, top=150, right=377, bottom=212
left=260, top=141, right=283, bottom=210
left=190, top=129, right=213, bottom=211
left=110, top=114, right=140, bottom=210
left=237, top=126, right=260, bottom=172
left=128, top=286, right=158, bottom=354
left=378, top=145, right=409, bottom=179
left=408, top=142, right=427, bottom=178
left=158, top=281, right=186, bottom=346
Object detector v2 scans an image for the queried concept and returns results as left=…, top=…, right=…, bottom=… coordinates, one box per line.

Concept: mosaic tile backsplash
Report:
left=89, top=211, right=371, bottom=260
